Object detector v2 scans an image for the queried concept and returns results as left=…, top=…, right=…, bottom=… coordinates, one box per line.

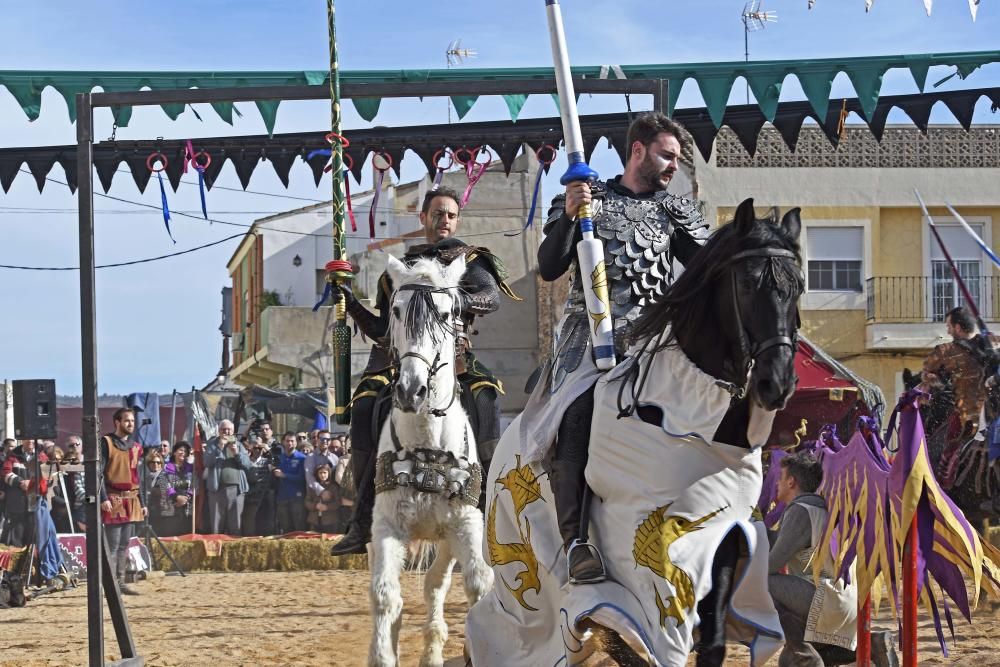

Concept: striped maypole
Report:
left=327, top=0, right=353, bottom=424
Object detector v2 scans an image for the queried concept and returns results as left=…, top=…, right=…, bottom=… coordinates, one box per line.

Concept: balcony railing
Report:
left=866, top=276, right=1000, bottom=323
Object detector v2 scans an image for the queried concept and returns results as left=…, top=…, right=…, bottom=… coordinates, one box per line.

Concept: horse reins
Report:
left=724, top=247, right=801, bottom=399
left=392, top=283, right=462, bottom=418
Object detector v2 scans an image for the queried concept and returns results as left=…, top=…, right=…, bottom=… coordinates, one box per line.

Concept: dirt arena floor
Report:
left=3, top=570, right=1000, bottom=666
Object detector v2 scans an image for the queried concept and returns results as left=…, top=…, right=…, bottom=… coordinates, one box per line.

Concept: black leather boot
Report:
left=551, top=460, right=605, bottom=584
left=330, top=447, right=376, bottom=556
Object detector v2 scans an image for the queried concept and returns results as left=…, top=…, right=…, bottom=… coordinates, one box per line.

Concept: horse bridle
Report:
left=724, top=247, right=802, bottom=400
left=392, top=283, right=461, bottom=418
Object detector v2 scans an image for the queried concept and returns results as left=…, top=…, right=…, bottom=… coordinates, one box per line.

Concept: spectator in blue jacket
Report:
left=273, top=431, right=307, bottom=533
left=204, top=420, right=252, bottom=535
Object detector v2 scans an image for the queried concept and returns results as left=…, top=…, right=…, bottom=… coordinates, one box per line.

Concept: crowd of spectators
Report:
left=0, top=421, right=354, bottom=545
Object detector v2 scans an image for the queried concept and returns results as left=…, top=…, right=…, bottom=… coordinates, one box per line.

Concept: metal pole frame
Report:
left=77, top=76, right=666, bottom=667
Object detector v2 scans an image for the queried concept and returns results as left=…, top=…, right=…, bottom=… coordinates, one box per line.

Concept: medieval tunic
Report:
left=101, top=435, right=144, bottom=525
left=769, top=493, right=858, bottom=651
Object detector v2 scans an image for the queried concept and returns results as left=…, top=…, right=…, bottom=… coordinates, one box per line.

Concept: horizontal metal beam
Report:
left=90, top=78, right=660, bottom=108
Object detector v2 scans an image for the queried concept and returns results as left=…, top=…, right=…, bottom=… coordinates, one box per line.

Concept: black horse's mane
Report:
left=630, top=208, right=803, bottom=352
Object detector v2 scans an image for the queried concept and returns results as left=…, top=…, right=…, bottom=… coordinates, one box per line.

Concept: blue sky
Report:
left=0, top=1, right=997, bottom=395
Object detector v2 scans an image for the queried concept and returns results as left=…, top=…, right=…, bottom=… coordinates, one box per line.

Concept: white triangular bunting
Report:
left=923, top=0, right=933, bottom=15
left=969, top=0, right=979, bottom=21
left=865, top=0, right=874, bottom=11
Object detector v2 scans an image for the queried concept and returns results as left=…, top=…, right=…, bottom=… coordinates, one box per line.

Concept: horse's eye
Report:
left=392, top=306, right=401, bottom=319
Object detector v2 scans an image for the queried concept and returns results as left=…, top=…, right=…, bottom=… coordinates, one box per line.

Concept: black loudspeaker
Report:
left=12, top=379, right=57, bottom=440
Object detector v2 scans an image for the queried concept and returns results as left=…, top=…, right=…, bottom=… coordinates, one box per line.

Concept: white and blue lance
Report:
left=544, top=0, right=616, bottom=370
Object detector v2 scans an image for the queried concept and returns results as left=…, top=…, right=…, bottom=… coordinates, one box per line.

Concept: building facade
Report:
left=699, top=124, right=1000, bottom=405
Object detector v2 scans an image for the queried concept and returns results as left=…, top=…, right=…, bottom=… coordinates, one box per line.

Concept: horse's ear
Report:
left=443, top=254, right=467, bottom=287
left=734, top=198, right=756, bottom=235
left=780, top=207, right=802, bottom=241
left=385, top=254, right=407, bottom=287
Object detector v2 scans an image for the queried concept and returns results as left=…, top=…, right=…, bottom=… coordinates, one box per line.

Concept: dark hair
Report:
left=172, top=441, right=190, bottom=456
left=630, top=207, right=802, bottom=351
left=780, top=452, right=823, bottom=493
left=946, top=306, right=975, bottom=334
left=420, top=187, right=461, bottom=214
left=112, top=408, right=134, bottom=423
left=625, top=112, right=691, bottom=163
left=283, top=431, right=297, bottom=441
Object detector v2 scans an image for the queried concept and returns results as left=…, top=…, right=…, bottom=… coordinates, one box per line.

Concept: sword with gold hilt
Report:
left=544, top=0, right=616, bottom=370
left=326, top=0, right=353, bottom=424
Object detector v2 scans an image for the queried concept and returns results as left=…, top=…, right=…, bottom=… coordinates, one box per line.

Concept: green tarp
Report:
left=0, top=50, right=995, bottom=134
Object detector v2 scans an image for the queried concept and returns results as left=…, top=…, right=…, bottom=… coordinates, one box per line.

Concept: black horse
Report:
left=619, top=197, right=804, bottom=666
left=473, top=197, right=802, bottom=667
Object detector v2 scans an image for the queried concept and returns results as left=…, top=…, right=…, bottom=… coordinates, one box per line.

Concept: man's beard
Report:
left=638, top=154, right=675, bottom=192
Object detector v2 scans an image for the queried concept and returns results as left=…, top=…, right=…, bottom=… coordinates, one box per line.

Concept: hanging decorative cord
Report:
left=146, top=151, right=175, bottom=243
left=430, top=148, right=453, bottom=192
left=183, top=140, right=212, bottom=221
left=524, top=144, right=556, bottom=230
left=456, top=145, right=492, bottom=209
left=369, top=150, right=393, bottom=240
left=342, top=153, right=357, bottom=232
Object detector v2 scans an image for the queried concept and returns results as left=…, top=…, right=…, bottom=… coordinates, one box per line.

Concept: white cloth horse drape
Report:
left=467, top=341, right=783, bottom=666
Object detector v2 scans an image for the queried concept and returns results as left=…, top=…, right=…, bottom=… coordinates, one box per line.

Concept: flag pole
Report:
left=915, top=189, right=989, bottom=335
left=327, top=0, right=353, bottom=424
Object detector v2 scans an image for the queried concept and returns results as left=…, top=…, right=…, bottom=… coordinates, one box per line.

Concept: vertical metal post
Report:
left=77, top=92, right=104, bottom=667
left=168, top=389, right=178, bottom=445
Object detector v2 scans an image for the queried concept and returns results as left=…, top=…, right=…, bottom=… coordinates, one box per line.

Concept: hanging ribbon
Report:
left=524, top=144, right=557, bottom=230
left=457, top=146, right=491, bottom=209
left=190, top=149, right=211, bottom=220
left=343, top=153, right=357, bottom=232
left=147, top=152, right=175, bottom=243
left=431, top=148, right=453, bottom=192
left=369, top=151, right=392, bottom=241
left=313, top=281, right=334, bottom=311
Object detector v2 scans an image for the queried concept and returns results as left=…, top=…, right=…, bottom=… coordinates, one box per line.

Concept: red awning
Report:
left=768, top=339, right=868, bottom=447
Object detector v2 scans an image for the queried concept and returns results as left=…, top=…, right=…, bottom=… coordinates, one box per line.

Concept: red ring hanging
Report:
left=190, top=150, right=212, bottom=170
left=453, top=146, right=475, bottom=166
left=325, top=132, right=350, bottom=148
left=473, top=145, right=493, bottom=166
left=146, top=152, right=168, bottom=173
left=535, top=144, right=557, bottom=166
left=432, top=148, right=454, bottom=170
left=372, top=150, right=393, bottom=172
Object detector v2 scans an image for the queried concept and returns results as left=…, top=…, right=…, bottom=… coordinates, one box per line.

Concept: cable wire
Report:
left=0, top=232, right=246, bottom=271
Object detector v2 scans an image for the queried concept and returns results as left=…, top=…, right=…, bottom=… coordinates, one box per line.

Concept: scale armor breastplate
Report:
left=546, top=182, right=708, bottom=385
left=558, top=182, right=708, bottom=354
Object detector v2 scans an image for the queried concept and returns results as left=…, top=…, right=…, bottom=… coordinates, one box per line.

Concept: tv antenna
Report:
left=741, top=1, right=778, bottom=103
left=446, top=39, right=477, bottom=123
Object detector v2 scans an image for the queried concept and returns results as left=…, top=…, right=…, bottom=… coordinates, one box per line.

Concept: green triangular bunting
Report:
left=746, top=73, right=785, bottom=122
left=352, top=97, right=381, bottom=122
left=255, top=100, right=281, bottom=135
left=695, top=73, right=738, bottom=128
left=503, top=94, right=528, bottom=122
left=797, top=67, right=837, bottom=119
left=845, top=65, right=886, bottom=120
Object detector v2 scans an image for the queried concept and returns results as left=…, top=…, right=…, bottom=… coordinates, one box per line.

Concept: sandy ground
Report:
left=3, top=570, right=1000, bottom=666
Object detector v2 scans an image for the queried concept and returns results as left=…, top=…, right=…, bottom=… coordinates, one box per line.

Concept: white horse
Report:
left=368, top=254, right=494, bottom=667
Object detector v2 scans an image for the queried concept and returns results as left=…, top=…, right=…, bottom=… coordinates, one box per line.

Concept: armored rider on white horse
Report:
left=331, top=185, right=517, bottom=557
